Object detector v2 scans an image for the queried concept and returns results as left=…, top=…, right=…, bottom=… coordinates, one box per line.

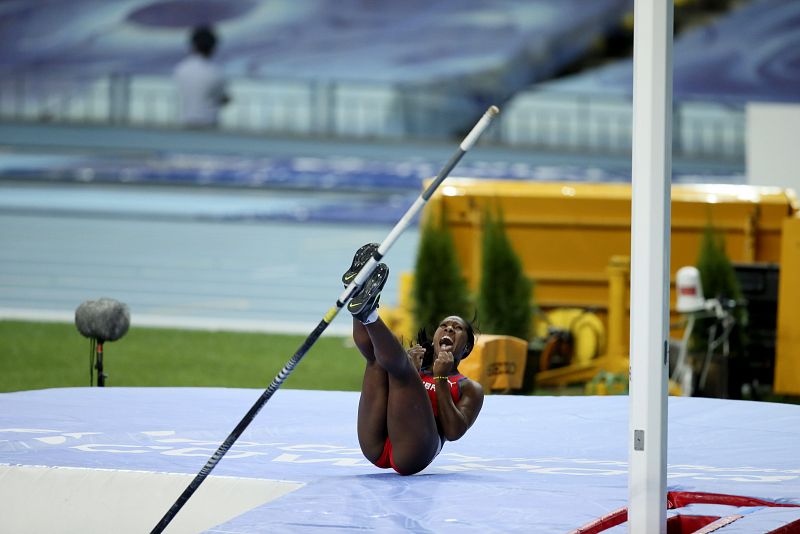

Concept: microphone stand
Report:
left=94, top=339, right=107, bottom=387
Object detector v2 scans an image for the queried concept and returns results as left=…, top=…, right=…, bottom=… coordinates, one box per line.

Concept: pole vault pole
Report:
left=150, top=105, right=499, bottom=534
left=628, top=0, right=673, bottom=532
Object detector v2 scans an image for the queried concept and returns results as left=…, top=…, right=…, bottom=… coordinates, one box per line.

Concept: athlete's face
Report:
left=432, top=316, right=469, bottom=360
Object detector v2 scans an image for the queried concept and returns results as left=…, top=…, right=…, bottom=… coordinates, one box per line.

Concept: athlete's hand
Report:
left=433, top=351, right=454, bottom=377
left=407, top=344, right=425, bottom=371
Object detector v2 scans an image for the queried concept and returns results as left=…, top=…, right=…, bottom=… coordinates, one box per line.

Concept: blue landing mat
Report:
left=1, top=388, right=798, bottom=532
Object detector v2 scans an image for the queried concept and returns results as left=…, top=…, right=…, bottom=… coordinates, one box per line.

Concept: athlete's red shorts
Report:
left=372, top=437, right=407, bottom=475
left=372, top=437, right=443, bottom=475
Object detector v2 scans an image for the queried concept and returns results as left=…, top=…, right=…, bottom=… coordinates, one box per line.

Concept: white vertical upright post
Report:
left=628, top=0, right=673, bottom=532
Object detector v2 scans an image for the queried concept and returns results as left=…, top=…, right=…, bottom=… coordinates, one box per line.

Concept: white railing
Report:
left=0, top=73, right=745, bottom=161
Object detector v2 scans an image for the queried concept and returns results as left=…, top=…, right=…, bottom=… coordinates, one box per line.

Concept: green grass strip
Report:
left=4, top=320, right=797, bottom=404
left=0, top=320, right=365, bottom=392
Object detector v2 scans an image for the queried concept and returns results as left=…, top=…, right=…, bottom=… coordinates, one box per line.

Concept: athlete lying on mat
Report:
left=343, top=243, right=484, bottom=475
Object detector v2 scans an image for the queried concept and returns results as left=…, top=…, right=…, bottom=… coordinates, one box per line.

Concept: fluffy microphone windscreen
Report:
left=74, top=298, right=131, bottom=342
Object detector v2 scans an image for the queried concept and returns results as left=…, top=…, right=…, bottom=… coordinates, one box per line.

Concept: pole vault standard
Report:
left=628, top=0, right=673, bottom=532
left=150, top=105, right=499, bottom=534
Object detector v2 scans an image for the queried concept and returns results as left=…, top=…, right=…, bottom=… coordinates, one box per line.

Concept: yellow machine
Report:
left=384, top=180, right=799, bottom=394
left=775, top=215, right=800, bottom=395
left=459, top=335, right=528, bottom=393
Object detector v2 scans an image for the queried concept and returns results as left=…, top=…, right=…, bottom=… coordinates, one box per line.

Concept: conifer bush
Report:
left=477, top=205, right=534, bottom=340
left=696, top=222, right=743, bottom=305
left=412, top=206, right=472, bottom=337
left=692, top=220, right=747, bottom=353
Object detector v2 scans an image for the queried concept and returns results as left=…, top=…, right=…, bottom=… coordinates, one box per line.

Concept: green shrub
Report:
left=413, top=206, right=472, bottom=336
left=697, top=222, right=743, bottom=305
left=477, top=204, right=534, bottom=340
left=693, top=220, right=747, bottom=351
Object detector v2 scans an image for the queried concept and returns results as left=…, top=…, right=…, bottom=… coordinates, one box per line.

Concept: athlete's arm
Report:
left=435, top=377, right=484, bottom=442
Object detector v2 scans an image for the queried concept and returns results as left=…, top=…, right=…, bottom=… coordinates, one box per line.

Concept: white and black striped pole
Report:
left=150, top=105, right=499, bottom=534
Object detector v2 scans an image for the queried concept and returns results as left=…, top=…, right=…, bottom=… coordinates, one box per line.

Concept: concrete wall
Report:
left=746, top=102, right=800, bottom=195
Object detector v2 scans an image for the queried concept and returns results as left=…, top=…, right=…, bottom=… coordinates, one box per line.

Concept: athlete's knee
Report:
left=375, top=347, right=417, bottom=378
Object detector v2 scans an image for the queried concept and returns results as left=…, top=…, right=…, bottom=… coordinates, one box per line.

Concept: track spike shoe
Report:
left=348, top=263, right=389, bottom=323
left=342, top=243, right=380, bottom=287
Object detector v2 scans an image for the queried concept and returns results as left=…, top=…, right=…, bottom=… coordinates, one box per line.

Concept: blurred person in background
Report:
left=174, top=26, right=230, bottom=128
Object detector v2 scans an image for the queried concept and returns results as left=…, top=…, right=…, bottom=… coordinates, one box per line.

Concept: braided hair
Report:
left=416, top=316, right=476, bottom=371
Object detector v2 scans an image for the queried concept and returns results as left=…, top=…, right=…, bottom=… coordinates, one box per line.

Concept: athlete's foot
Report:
left=348, top=263, right=389, bottom=323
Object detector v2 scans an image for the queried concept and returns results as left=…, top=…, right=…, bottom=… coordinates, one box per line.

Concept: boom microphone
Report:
left=74, top=298, right=130, bottom=387
left=75, top=298, right=130, bottom=342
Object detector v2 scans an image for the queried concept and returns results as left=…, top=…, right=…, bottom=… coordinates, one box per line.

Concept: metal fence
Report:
left=0, top=73, right=745, bottom=162
left=501, top=91, right=746, bottom=161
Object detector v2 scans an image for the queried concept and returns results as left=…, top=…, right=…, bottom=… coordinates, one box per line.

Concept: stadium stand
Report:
left=503, top=0, right=800, bottom=158
left=538, top=0, right=800, bottom=103
left=0, top=0, right=632, bottom=137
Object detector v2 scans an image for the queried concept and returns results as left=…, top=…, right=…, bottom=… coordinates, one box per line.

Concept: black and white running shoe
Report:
left=342, top=242, right=380, bottom=287
left=348, top=262, right=389, bottom=323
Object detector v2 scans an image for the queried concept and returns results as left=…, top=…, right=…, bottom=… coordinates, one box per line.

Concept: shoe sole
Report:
left=342, top=243, right=379, bottom=285
left=348, top=263, right=389, bottom=317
